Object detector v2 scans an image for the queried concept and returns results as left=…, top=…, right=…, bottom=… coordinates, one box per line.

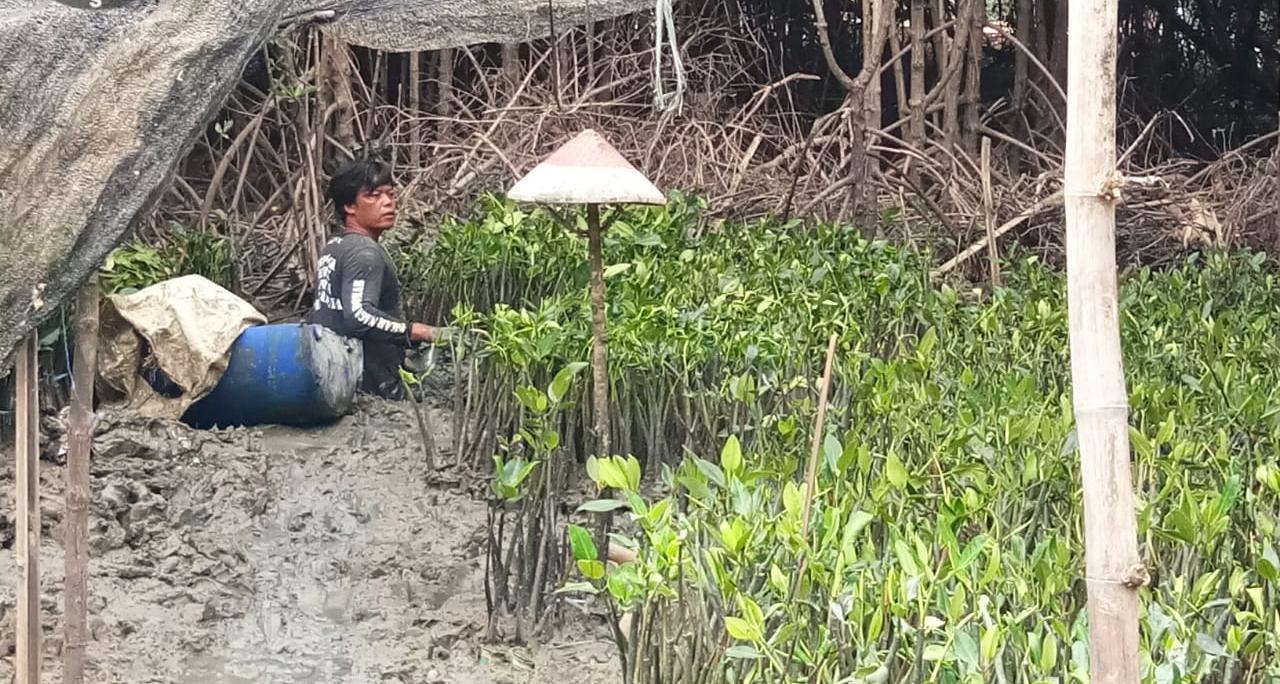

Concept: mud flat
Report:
left=1, top=396, right=618, bottom=683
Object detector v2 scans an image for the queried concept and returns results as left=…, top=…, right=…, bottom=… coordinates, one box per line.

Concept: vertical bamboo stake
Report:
left=65, top=277, right=99, bottom=684
left=1065, top=0, right=1142, bottom=680
left=799, top=333, right=839, bottom=539
left=980, top=136, right=1002, bottom=286
left=15, top=331, right=41, bottom=684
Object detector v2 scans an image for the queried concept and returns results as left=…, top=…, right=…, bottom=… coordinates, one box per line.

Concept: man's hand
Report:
left=410, top=323, right=463, bottom=343
left=409, top=322, right=434, bottom=343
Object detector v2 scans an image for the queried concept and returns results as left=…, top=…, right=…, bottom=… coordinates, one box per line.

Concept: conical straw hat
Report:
left=508, top=129, right=666, bottom=205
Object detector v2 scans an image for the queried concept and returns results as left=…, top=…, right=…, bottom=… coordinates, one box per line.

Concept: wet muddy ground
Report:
left=0, top=396, right=618, bottom=683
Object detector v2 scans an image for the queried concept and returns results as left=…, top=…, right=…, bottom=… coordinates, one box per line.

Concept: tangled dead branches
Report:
left=144, top=3, right=1279, bottom=316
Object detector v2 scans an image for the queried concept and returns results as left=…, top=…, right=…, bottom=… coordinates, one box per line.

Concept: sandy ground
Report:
left=0, top=395, right=619, bottom=683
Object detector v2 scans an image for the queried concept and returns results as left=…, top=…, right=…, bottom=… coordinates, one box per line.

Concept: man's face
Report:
left=345, top=184, right=397, bottom=233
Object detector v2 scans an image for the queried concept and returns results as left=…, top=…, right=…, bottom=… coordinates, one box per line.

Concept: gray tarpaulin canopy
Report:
left=0, top=0, right=648, bottom=368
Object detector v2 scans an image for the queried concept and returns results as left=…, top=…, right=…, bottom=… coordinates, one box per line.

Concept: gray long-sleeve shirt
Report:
left=307, top=232, right=409, bottom=398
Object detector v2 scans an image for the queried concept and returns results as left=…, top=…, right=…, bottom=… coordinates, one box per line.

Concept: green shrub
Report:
left=100, top=223, right=232, bottom=295
left=418, top=199, right=1279, bottom=683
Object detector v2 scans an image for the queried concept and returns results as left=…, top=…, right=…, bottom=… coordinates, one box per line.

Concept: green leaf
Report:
left=724, top=617, right=761, bottom=643
left=954, top=630, right=980, bottom=670
left=603, top=262, right=631, bottom=278
left=782, top=481, right=803, bottom=518
left=739, top=595, right=765, bottom=631
left=1258, top=542, right=1279, bottom=581
left=577, top=559, right=606, bottom=580
left=623, top=456, right=643, bottom=492
left=1195, top=632, right=1228, bottom=658
left=724, top=645, right=763, bottom=660
left=577, top=499, right=626, bottom=513
left=841, top=510, right=874, bottom=562
left=1040, top=633, right=1058, bottom=671
left=923, top=644, right=948, bottom=661
left=770, top=564, right=789, bottom=595
left=895, top=539, right=921, bottom=577
left=918, top=327, right=938, bottom=358
left=980, top=625, right=1000, bottom=664
left=885, top=453, right=908, bottom=489
left=693, top=458, right=726, bottom=488
left=568, top=524, right=598, bottom=561
left=721, top=435, right=743, bottom=475
left=822, top=434, right=842, bottom=471
left=548, top=361, right=588, bottom=403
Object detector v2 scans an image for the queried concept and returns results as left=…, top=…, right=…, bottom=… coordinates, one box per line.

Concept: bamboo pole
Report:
left=15, top=331, right=41, bottom=684
left=64, top=277, right=99, bottom=684
left=980, top=136, right=1001, bottom=286
left=799, top=333, right=839, bottom=539
left=1064, top=0, right=1143, bottom=680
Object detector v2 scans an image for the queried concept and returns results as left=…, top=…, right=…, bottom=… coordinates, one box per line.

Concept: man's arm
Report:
left=340, top=248, right=423, bottom=345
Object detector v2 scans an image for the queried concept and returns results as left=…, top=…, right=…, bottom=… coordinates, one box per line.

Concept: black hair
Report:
left=328, top=158, right=393, bottom=223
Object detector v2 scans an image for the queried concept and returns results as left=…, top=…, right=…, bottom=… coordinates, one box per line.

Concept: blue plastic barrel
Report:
left=183, top=323, right=364, bottom=428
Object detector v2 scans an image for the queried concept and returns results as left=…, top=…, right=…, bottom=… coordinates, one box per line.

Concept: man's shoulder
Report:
left=335, top=234, right=387, bottom=257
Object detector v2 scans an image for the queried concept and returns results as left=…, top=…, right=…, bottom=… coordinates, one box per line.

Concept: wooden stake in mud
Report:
left=980, top=136, right=1002, bottom=287
left=14, top=331, right=41, bottom=684
left=585, top=203, right=611, bottom=459
left=65, top=277, right=99, bottom=684
left=1064, top=0, right=1144, bottom=680
left=800, top=333, right=839, bottom=539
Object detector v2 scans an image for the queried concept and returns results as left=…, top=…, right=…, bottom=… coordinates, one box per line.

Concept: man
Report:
left=308, top=158, right=441, bottom=399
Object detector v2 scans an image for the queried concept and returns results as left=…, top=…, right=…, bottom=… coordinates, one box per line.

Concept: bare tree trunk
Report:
left=502, top=43, right=521, bottom=87
left=320, top=33, right=357, bottom=152
left=889, top=24, right=908, bottom=142
left=931, top=0, right=950, bottom=130
left=863, top=0, right=886, bottom=136
left=409, top=51, right=421, bottom=168
left=812, top=0, right=891, bottom=223
left=1035, top=0, right=1050, bottom=92
left=944, top=0, right=970, bottom=146
left=1272, top=109, right=1279, bottom=240
left=1064, top=0, right=1142, bottom=680
left=1051, top=0, right=1069, bottom=96
left=963, top=0, right=985, bottom=152
left=64, top=277, right=99, bottom=684
left=909, top=0, right=927, bottom=156
left=1012, top=0, right=1034, bottom=171
left=437, top=48, right=455, bottom=136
